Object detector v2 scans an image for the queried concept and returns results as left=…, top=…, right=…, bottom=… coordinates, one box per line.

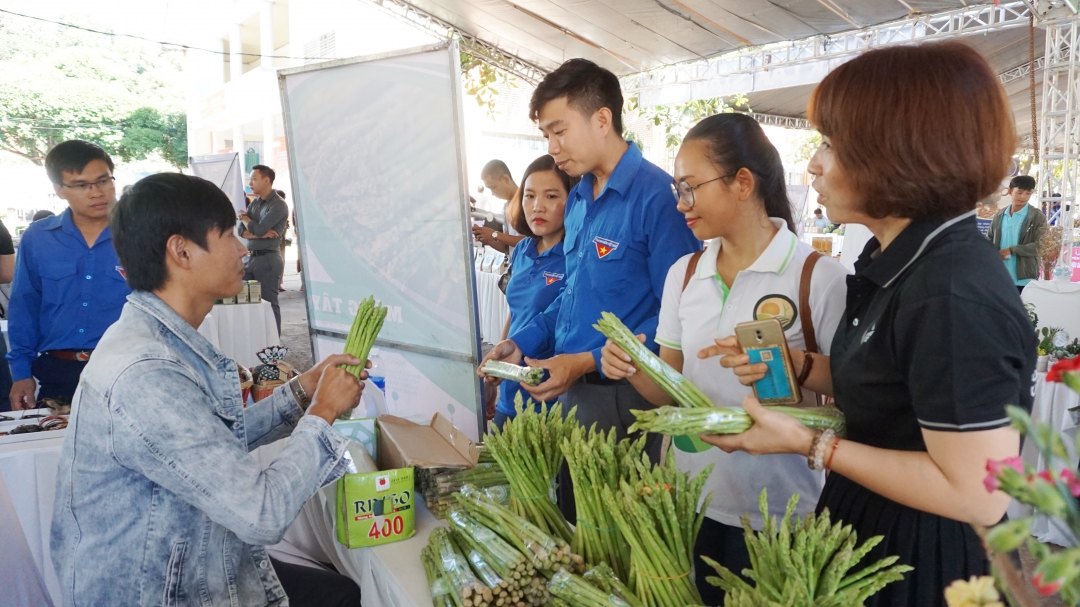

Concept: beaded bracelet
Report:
left=807, top=428, right=836, bottom=471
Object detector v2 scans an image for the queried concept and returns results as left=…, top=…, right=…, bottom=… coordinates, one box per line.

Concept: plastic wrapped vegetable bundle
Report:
left=628, top=405, right=847, bottom=438
left=704, top=490, right=912, bottom=606
left=561, top=425, right=645, bottom=582
left=548, top=569, right=646, bottom=607
left=481, top=360, right=545, bottom=385
left=601, top=455, right=713, bottom=607
left=486, top=395, right=576, bottom=543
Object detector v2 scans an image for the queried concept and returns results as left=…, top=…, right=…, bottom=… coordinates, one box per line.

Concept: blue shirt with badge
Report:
left=509, top=143, right=701, bottom=372
left=497, top=238, right=566, bottom=416
left=7, top=209, right=131, bottom=381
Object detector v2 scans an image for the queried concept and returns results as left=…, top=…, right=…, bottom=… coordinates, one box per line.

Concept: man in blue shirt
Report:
left=480, top=59, right=700, bottom=459
left=8, top=141, right=132, bottom=409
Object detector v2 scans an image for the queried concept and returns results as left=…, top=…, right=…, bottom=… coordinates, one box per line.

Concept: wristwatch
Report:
left=288, top=376, right=312, bottom=410
left=491, top=231, right=501, bottom=242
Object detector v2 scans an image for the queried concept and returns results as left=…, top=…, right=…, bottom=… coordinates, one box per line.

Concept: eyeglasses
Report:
left=670, top=172, right=737, bottom=209
left=60, top=176, right=115, bottom=193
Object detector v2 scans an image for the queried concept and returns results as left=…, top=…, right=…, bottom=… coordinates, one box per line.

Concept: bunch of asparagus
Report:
left=628, top=405, right=847, bottom=438
left=704, top=490, right=913, bottom=607
left=594, top=311, right=714, bottom=409
left=547, top=569, right=646, bottom=607
left=426, top=528, right=494, bottom=607
left=419, top=464, right=510, bottom=518
left=455, top=484, right=584, bottom=577
left=341, top=296, right=388, bottom=380
left=596, top=311, right=848, bottom=437
left=481, top=360, right=545, bottom=386
left=601, top=455, right=713, bottom=607
left=486, top=395, right=576, bottom=543
left=447, top=509, right=548, bottom=606
left=560, top=425, right=645, bottom=582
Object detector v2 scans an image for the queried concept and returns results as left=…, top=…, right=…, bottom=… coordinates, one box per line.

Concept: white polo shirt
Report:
left=655, top=219, right=849, bottom=529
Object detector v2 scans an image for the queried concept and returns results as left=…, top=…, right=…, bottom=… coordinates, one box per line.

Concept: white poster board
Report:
left=279, top=41, right=484, bottom=440
left=787, top=185, right=810, bottom=237
left=189, top=152, right=246, bottom=213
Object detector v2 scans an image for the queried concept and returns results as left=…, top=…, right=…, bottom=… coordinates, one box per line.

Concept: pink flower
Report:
left=1059, top=470, right=1080, bottom=497
left=1033, top=572, right=1065, bottom=596
left=1038, top=470, right=1056, bottom=484
left=983, top=473, right=1001, bottom=493
left=986, top=457, right=1025, bottom=476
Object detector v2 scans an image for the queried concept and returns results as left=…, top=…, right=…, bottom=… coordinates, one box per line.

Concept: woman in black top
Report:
left=704, top=42, right=1037, bottom=606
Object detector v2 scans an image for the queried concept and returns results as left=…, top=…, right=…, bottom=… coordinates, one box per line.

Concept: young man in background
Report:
left=987, top=175, right=1048, bottom=293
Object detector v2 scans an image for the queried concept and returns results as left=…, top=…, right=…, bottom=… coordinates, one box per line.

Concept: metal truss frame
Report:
left=1036, top=15, right=1079, bottom=278
left=363, top=0, right=549, bottom=86
left=622, top=2, right=1032, bottom=96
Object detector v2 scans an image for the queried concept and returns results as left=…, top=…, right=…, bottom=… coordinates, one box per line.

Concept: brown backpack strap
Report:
left=682, top=250, right=705, bottom=292
left=799, top=251, right=823, bottom=354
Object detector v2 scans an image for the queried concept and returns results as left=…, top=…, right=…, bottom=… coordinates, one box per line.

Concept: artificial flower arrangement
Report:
left=951, top=357, right=1080, bottom=606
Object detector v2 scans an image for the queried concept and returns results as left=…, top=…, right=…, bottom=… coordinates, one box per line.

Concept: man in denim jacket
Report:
left=51, top=173, right=366, bottom=607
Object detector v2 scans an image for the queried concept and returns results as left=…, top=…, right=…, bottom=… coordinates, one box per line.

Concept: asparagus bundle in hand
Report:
left=594, top=312, right=714, bottom=408
left=628, top=405, right=846, bottom=437
left=481, top=360, right=545, bottom=385
left=341, top=296, right=388, bottom=379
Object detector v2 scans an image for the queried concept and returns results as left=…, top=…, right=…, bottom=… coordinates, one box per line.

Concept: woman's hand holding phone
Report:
left=699, top=336, right=769, bottom=386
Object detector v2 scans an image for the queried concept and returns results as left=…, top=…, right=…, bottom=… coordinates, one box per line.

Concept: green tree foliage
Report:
left=458, top=46, right=517, bottom=119
left=626, top=94, right=751, bottom=150
left=0, top=14, right=187, bottom=167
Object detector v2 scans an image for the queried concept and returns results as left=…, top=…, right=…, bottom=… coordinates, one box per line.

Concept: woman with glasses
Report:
left=599, top=113, right=848, bottom=605
left=488, top=155, right=578, bottom=430
left=702, top=43, right=1035, bottom=606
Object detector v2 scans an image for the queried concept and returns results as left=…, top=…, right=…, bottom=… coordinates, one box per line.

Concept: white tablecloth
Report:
left=1022, top=280, right=1080, bottom=342
left=208, top=302, right=280, bottom=368
left=0, top=409, right=66, bottom=607
left=1008, top=372, right=1080, bottom=546
left=475, top=271, right=510, bottom=345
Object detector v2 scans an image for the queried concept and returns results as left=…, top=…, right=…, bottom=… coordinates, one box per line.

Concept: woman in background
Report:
left=484, top=155, right=578, bottom=430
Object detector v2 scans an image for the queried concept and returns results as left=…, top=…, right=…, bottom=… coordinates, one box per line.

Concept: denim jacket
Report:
left=51, top=291, right=350, bottom=607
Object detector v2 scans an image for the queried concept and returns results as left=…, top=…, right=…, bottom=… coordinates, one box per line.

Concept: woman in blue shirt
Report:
left=492, top=155, right=578, bottom=429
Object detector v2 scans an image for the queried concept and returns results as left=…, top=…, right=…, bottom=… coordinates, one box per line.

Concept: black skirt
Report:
left=817, top=472, right=988, bottom=607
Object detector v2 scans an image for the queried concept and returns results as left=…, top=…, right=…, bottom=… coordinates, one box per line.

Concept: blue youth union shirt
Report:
left=6, top=209, right=132, bottom=381
left=509, top=143, right=701, bottom=373
left=497, top=239, right=566, bottom=416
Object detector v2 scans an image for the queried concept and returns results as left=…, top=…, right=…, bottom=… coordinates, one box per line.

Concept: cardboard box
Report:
left=335, top=413, right=477, bottom=548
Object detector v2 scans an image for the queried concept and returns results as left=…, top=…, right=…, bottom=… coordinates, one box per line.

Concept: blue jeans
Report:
left=31, top=353, right=87, bottom=403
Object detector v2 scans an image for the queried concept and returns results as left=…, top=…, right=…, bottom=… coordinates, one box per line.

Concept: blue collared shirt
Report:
left=7, top=209, right=131, bottom=380
left=498, top=238, right=566, bottom=416
left=509, top=143, right=701, bottom=373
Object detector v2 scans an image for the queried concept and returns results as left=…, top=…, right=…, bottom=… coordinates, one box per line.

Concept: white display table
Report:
left=207, top=301, right=280, bottom=368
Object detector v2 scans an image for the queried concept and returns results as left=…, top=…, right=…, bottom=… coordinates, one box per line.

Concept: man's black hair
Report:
left=112, top=173, right=237, bottom=292
left=1009, top=175, right=1036, bottom=191
left=45, top=140, right=115, bottom=185
left=529, top=58, right=624, bottom=136
left=481, top=159, right=512, bottom=180
left=251, top=164, right=276, bottom=184
left=32, top=210, right=56, bottom=222
left=813, top=208, right=823, bottom=215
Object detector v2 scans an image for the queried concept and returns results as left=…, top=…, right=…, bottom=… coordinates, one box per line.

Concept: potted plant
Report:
left=1037, top=327, right=1067, bottom=372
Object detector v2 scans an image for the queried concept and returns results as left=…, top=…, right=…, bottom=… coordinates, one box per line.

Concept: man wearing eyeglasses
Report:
left=7, top=140, right=132, bottom=409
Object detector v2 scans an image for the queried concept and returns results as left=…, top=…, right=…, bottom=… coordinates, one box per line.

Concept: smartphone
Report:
left=734, top=319, right=801, bottom=405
